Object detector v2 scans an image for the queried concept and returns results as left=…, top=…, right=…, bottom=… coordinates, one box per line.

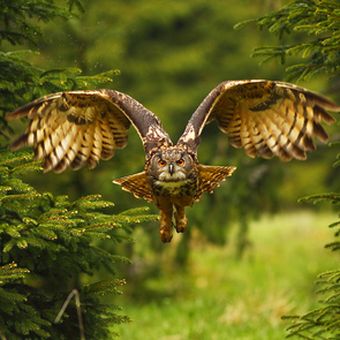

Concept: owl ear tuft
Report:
left=195, top=164, right=236, bottom=201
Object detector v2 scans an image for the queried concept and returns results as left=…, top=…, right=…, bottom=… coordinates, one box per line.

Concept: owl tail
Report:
left=113, top=171, right=154, bottom=202
left=195, top=164, right=236, bottom=201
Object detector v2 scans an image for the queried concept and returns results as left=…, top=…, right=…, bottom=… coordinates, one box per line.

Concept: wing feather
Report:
left=178, top=80, right=338, bottom=161
left=7, top=90, right=172, bottom=172
left=91, top=122, right=103, bottom=163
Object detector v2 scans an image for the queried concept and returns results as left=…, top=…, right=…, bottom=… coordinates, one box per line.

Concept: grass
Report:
left=114, top=210, right=339, bottom=339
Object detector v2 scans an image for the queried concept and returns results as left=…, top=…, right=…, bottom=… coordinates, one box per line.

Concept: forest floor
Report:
left=115, top=210, right=338, bottom=340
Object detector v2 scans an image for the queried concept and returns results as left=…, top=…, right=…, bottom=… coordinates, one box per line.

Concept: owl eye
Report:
left=176, top=158, right=185, bottom=166
left=158, top=159, right=167, bottom=167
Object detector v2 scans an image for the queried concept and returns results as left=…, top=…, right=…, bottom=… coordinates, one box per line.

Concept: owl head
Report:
left=148, top=146, right=196, bottom=182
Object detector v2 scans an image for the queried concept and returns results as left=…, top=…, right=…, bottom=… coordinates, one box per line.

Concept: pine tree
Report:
left=235, top=0, right=340, bottom=81
left=242, top=1, right=339, bottom=338
left=0, top=1, right=155, bottom=338
left=283, top=187, right=340, bottom=339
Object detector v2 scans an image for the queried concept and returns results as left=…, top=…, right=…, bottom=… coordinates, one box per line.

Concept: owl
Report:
left=6, top=80, right=339, bottom=242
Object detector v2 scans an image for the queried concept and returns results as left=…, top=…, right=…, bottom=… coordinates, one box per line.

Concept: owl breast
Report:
left=152, top=176, right=198, bottom=197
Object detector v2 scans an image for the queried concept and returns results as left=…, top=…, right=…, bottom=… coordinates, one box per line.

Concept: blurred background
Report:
left=3, top=0, right=339, bottom=338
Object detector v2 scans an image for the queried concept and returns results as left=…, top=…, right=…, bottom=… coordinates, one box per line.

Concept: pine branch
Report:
left=0, top=147, right=156, bottom=338
left=0, top=0, right=72, bottom=46
left=283, top=154, right=340, bottom=338
left=237, top=0, right=340, bottom=80
left=0, top=263, right=29, bottom=284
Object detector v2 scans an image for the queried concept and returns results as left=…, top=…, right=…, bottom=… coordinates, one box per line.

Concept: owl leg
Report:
left=158, top=200, right=174, bottom=243
left=174, top=197, right=193, bottom=233
left=174, top=204, right=188, bottom=233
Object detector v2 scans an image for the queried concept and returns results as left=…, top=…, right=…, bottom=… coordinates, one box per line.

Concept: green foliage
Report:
left=236, top=0, right=340, bottom=80
left=245, top=1, right=339, bottom=338
left=0, top=0, right=157, bottom=338
left=283, top=190, right=340, bottom=339
left=285, top=270, right=340, bottom=339
left=0, top=148, right=156, bottom=338
left=0, top=0, right=70, bottom=45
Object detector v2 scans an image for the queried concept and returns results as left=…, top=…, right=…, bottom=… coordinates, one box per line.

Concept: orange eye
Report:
left=176, top=159, right=185, bottom=166
left=158, top=159, right=167, bottom=167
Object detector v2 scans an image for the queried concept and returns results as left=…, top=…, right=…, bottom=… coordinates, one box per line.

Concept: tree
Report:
left=284, top=190, right=340, bottom=339
left=246, top=1, right=339, bottom=338
left=236, top=0, right=340, bottom=81
left=0, top=1, right=155, bottom=338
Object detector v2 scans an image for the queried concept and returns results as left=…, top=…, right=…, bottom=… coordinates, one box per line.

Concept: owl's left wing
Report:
left=6, top=90, right=172, bottom=172
left=178, top=80, right=338, bottom=161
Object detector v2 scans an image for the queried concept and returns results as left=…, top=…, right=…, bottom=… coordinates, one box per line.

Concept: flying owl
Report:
left=6, top=80, right=338, bottom=242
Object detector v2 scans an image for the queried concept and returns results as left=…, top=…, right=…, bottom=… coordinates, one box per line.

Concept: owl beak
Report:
left=168, top=163, right=175, bottom=175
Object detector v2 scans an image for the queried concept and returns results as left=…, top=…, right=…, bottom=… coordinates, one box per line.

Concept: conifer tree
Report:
left=284, top=188, right=340, bottom=339
left=244, top=1, right=339, bottom=338
left=236, top=0, right=340, bottom=81
left=0, top=1, right=155, bottom=338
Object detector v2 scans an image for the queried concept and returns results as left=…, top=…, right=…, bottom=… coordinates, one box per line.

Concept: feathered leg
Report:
left=173, top=195, right=195, bottom=233
left=174, top=203, right=189, bottom=233
left=157, top=198, right=174, bottom=243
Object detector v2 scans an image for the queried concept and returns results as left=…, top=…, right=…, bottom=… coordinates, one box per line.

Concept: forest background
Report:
left=0, top=0, right=339, bottom=339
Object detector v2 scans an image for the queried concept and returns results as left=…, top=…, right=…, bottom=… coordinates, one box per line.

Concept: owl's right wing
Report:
left=6, top=90, right=172, bottom=172
left=178, top=80, right=338, bottom=161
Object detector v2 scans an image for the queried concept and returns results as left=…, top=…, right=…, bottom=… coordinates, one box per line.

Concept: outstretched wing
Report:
left=178, top=80, right=338, bottom=161
left=6, top=90, right=172, bottom=172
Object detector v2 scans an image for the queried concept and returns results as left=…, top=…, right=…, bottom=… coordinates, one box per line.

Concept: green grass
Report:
left=114, top=210, right=339, bottom=339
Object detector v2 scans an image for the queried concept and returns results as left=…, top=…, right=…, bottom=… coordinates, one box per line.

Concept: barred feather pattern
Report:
left=7, top=90, right=131, bottom=173
left=113, top=171, right=153, bottom=202
left=179, top=80, right=338, bottom=161
left=212, top=80, right=337, bottom=161
left=6, top=81, right=339, bottom=175
left=194, top=164, right=236, bottom=201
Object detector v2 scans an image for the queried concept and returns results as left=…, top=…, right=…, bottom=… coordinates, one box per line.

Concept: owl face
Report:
left=148, top=147, right=195, bottom=182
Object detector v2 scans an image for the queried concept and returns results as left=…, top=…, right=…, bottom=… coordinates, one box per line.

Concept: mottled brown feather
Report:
left=194, top=164, right=236, bottom=201
left=113, top=172, right=153, bottom=202
left=6, top=90, right=172, bottom=173
left=179, top=80, right=338, bottom=161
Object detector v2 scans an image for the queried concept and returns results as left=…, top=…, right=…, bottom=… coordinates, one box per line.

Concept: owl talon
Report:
left=175, top=223, right=187, bottom=233
left=174, top=212, right=188, bottom=233
left=175, top=208, right=188, bottom=233
left=175, top=225, right=185, bottom=233
left=175, top=217, right=188, bottom=233
left=160, top=228, right=173, bottom=243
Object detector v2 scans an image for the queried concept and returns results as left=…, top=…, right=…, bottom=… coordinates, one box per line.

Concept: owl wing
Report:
left=178, top=80, right=338, bottom=161
left=6, top=90, right=172, bottom=172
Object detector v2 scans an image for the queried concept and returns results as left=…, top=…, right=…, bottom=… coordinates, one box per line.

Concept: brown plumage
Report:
left=6, top=80, right=339, bottom=242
